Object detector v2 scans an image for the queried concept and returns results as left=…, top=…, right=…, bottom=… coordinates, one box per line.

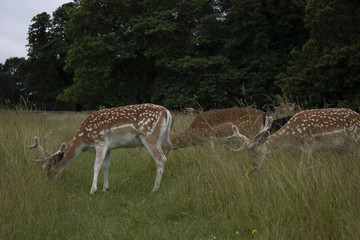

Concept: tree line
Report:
left=1, top=0, right=359, bottom=111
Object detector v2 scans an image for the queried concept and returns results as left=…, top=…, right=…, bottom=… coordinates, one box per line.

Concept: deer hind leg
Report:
left=152, top=149, right=167, bottom=192
left=141, top=136, right=167, bottom=192
left=300, top=144, right=312, bottom=168
left=102, top=151, right=111, bottom=192
left=90, top=145, right=108, bottom=194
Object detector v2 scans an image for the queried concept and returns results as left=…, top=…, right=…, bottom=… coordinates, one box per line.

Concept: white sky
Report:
left=0, top=0, right=71, bottom=63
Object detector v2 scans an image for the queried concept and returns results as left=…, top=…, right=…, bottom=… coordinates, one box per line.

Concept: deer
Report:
left=29, top=103, right=173, bottom=194
left=228, top=108, right=360, bottom=169
left=164, top=107, right=290, bottom=152
left=273, top=102, right=295, bottom=119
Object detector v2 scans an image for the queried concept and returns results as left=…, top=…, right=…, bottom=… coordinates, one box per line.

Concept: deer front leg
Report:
left=90, top=145, right=108, bottom=194
left=102, top=151, right=111, bottom=192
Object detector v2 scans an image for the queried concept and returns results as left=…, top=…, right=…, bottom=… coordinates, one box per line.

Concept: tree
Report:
left=21, top=3, right=75, bottom=109
left=151, top=0, right=237, bottom=109
left=0, top=57, right=26, bottom=103
left=23, top=0, right=312, bottom=110
left=0, top=72, right=15, bottom=103
left=224, top=0, right=308, bottom=107
left=279, top=0, right=360, bottom=109
left=59, top=0, right=127, bottom=108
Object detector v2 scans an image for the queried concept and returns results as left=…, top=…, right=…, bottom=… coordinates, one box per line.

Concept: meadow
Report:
left=1, top=106, right=360, bottom=239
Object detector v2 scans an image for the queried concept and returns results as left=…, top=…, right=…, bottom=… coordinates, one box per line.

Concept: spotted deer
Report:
left=163, top=108, right=267, bottom=151
left=228, top=108, right=360, bottom=169
left=29, top=104, right=173, bottom=194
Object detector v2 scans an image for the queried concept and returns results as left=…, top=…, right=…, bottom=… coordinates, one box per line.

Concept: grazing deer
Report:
left=164, top=107, right=292, bottom=152
left=228, top=108, right=360, bottom=169
left=29, top=104, right=173, bottom=194
left=164, top=107, right=267, bottom=151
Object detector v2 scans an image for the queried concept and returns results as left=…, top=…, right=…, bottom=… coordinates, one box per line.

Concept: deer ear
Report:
left=59, top=143, right=67, bottom=153
left=56, top=144, right=66, bottom=163
left=47, top=143, right=66, bottom=165
left=47, top=152, right=63, bottom=166
left=232, top=125, right=238, bottom=132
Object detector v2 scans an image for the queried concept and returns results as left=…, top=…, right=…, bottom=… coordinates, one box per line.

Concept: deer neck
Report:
left=170, top=128, right=208, bottom=149
left=262, top=134, right=287, bottom=155
left=170, top=131, right=192, bottom=149
left=53, top=136, right=86, bottom=178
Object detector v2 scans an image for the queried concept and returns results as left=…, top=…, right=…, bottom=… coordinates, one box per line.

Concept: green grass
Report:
left=1, top=108, right=360, bottom=239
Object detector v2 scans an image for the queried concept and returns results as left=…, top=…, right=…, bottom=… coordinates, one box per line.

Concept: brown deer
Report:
left=29, top=104, right=173, bottom=194
left=164, top=107, right=267, bottom=151
left=228, top=108, right=360, bottom=169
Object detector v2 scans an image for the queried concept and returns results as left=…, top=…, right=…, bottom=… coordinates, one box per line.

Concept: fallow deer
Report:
left=29, top=103, right=173, bottom=194
left=164, top=108, right=266, bottom=151
left=229, top=108, right=360, bottom=169
left=164, top=107, right=292, bottom=152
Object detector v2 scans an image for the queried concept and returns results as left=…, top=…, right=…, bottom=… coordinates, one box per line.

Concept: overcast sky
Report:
left=0, top=0, right=71, bottom=64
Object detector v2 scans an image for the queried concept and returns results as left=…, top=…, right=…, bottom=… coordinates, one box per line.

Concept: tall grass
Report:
left=1, top=107, right=360, bottom=239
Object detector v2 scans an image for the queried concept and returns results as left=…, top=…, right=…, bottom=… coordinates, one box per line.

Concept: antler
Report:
left=263, top=115, right=273, bottom=131
left=228, top=116, right=273, bottom=152
left=228, top=125, right=250, bottom=142
left=231, top=142, right=248, bottom=153
left=252, top=116, right=273, bottom=144
left=28, top=136, right=51, bottom=162
left=228, top=125, right=251, bottom=152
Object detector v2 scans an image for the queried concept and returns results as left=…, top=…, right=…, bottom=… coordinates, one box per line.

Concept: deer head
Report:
left=228, top=115, right=273, bottom=152
left=29, top=136, right=67, bottom=178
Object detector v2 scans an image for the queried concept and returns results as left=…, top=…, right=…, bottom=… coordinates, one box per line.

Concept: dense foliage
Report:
left=1, top=0, right=359, bottom=110
left=0, top=57, right=26, bottom=103
left=278, top=0, right=360, bottom=109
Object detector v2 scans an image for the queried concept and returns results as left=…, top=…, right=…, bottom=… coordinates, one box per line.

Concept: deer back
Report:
left=265, top=108, right=360, bottom=150
left=190, top=107, right=265, bottom=138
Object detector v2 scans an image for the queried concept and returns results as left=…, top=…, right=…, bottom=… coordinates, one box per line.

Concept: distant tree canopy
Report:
left=0, top=57, right=25, bottom=103
left=2, top=0, right=359, bottom=110
left=17, top=3, right=75, bottom=109
left=278, top=0, right=360, bottom=109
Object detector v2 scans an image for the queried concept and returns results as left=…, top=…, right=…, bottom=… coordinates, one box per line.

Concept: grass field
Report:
left=1, top=107, right=360, bottom=239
